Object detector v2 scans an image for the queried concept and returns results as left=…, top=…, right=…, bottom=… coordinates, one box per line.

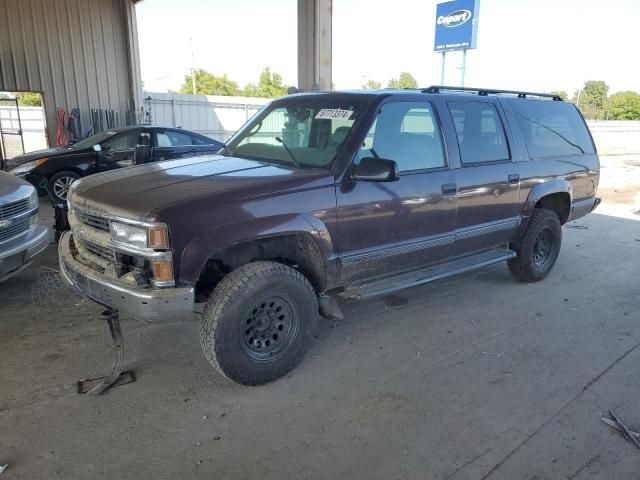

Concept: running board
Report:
left=340, top=248, right=516, bottom=300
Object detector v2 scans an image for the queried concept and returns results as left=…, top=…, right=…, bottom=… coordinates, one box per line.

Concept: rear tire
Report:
left=200, top=261, right=318, bottom=386
left=508, top=208, right=562, bottom=282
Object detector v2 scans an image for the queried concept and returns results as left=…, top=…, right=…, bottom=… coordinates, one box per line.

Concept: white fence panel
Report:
left=143, top=93, right=640, bottom=154
left=0, top=105, right=48, bottom=153
left=586, top=121, right=640, bottom=155
left=145, top=92, right=269, bottom=142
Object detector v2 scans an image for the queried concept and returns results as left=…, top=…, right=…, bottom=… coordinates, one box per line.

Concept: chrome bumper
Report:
left=0, top=225, right=49, bottom=282
left=58, top=231, right=194, bottom=322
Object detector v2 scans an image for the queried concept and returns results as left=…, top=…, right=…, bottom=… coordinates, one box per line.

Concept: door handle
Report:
left=508, top=174, right=520, bottom=184
left=441, top=183, right=457, bottom=195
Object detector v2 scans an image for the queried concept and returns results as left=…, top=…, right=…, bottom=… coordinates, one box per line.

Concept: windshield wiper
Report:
left=218, top=145, right=234, bottom=156
left=275, top=137, right=301, bottom=168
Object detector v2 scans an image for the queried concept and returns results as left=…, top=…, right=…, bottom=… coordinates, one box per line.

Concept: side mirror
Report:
left=92, top=144, right=102, bottom=153
left=351, top=157, right=399, bottom=182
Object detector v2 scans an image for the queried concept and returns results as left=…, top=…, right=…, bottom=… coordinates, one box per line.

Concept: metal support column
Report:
left=460, top=49, right=467, bottom=87
left=298, top=0, right=332, bottom=91
left=440, top=52, right=446, bottom=85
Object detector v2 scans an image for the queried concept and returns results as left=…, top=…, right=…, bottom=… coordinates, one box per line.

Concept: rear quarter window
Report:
left=512, top=100, right=594, bottom=158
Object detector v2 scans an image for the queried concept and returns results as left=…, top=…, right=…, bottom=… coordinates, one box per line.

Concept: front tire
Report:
left=48, top=170, right=80, bottom=203
left=200, top=261, right=318, bottom=386
left=508, top=208, right=562, bottom=282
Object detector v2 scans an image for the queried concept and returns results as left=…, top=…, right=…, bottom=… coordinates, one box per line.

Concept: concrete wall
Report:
left=586, top=121, right=640, bottom=155
left=0, top=0, right=141, bottom=148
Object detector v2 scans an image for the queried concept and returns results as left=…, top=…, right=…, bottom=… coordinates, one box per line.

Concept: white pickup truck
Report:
left=0, top=171, right=49, bottom=282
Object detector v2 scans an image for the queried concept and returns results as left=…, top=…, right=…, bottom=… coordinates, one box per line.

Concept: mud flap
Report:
left=318, top=294, right=344, bottom=321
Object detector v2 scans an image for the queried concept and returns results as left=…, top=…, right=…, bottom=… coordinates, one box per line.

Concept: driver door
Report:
left=336, top=100, right=457, bottom=284
left=96, top=128, right=148, bottom=172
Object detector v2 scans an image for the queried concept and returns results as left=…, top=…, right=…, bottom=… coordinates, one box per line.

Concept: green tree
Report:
left=179, top=69, right=241, bottom=96
left=243, top=67, right=288, bottom=98
left=577, top=80, right=609, bottom=119
left=550, top=90, right=568, bottom=101
left=607, top=91, right=640, bottom=120
left=0, top=92, right=42, bottom=106
left=16, top=92, right=42, bottom=106
left=387, top=72, right=418, bottom=89
left=362, top=79, right=381, bottom=89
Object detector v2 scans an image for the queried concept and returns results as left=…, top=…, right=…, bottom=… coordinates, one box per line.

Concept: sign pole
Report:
left=440, top=52, right=446, bottom=85
left=460, top=49, right=467, bottom=87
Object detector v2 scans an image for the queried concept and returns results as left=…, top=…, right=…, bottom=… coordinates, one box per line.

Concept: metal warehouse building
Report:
left=0, top=0, right=331, bottom=157
left=0, top=0, right=142, bottom=148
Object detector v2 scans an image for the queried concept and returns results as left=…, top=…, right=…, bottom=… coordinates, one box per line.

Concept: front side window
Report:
left=357, top=101, right=446, bottom=172
left=449, top=101, right=510, bottom=165
left=512, top=100, right=595, bottom=158
left=226, top=97, right=369, bottom=168
left=101, top=129, right=141, bottom=151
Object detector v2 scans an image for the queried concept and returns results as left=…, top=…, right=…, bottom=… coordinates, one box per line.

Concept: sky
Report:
left=136, top=0, right=640, bottom=96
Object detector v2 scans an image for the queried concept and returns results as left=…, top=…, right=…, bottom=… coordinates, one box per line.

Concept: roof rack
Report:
left=422, top=86, right=564, bottom=101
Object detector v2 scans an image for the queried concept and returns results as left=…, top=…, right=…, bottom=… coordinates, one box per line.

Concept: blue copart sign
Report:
left=434, top=0, right=479, bottom=52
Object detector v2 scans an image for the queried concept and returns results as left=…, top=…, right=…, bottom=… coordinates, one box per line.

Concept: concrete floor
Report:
left=1, top=155, right=639, bottom=479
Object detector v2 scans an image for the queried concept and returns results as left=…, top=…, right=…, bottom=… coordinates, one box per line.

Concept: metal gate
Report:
left=0, top=97, right=25, bottom=166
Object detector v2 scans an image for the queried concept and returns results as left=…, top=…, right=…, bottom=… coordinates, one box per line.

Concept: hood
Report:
left=0, top=171, right=35, bottom=204
left=69, top=154, right=334, bottom=221
left=4, top=146, right=74, bottom=169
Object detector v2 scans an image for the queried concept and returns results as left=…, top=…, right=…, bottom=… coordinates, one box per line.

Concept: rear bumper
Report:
left=58, top=231, right=194, bottom=322
left=568, top=196, right=600, bottom=222
left=0, top=225, right=49, bottom=282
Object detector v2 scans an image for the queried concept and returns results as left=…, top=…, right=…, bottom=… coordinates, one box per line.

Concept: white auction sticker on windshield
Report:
left=315, top=109, right=354, bottom=120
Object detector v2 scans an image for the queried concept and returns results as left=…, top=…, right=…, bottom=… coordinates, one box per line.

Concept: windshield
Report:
left=72, top=129, right=123, bottom=149
left=225, top=97, right=369, bottom=168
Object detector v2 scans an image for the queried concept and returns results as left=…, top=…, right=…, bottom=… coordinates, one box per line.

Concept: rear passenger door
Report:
left=447, top=100, right=521, bottom=255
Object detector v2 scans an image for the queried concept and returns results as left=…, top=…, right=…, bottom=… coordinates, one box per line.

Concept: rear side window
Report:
left=512, top=101, right=594, bottom=158
left=156, top=130, right=194, bottom=147
left=448, top=101, right=510, bottom=165
left=191, top=134, right=213, bottom=146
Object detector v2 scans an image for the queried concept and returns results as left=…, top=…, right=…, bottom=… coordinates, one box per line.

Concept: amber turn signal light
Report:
left=148, top=225, right=169, bottom=249
left=152, top=260, right=174, bottom=282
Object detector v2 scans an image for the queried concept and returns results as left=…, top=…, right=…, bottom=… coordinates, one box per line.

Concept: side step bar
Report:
left=340, top=248, right=516, bottom=300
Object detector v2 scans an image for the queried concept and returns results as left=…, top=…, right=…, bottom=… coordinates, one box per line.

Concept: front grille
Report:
left=0, top=217, right=30, bottom=242
left=76, top=210, right=110, bottom=231
left=0, top=198, right=30, bottom=220
left=84, top=239, right=114, bottom=261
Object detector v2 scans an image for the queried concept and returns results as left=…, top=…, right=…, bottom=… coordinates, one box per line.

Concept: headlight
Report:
left=28, top=189, right=38, bottom=209
left=109, top=221, right=169, bottom=250
left=9, top=158, right=47, bottom=175
left=110, top=222, right=148, bottom=249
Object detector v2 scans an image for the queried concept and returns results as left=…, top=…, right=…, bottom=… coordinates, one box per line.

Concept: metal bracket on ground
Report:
left=77, top=309, right=136, bottom=395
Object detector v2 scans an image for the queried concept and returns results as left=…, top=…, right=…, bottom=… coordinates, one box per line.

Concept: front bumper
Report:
left=0, top=225, right=49, bottom=282
left=58, top=231, right=194, bottom=322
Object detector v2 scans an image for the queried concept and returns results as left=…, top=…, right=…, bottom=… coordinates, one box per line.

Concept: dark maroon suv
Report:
left=59, top=87, right=600, bottom=385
